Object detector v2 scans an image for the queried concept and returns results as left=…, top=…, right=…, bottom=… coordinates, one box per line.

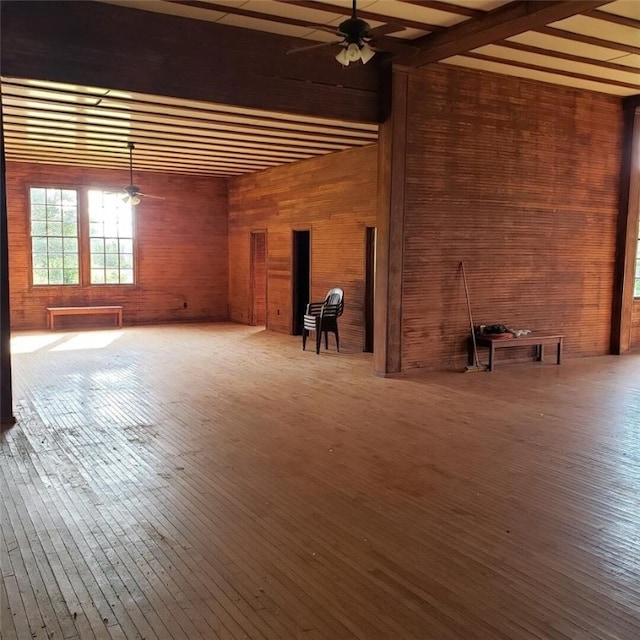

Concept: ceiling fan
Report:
left=120, top=141, right=164, bottom=205
left=287, top=0, right=414, bottom=66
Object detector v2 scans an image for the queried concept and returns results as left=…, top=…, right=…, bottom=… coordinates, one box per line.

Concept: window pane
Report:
left=105, top=269, right=120, bottom=284
left=49, top=269, right=63, bottom=285
left=88, top=189, right=135, bottom=285
left=89, top=222, right=104, bottom=237
left=31, top=188, right=46, bottom=205
left=91, top=254, right=105, bottom=268
left=47, top=206, right=62, bottom=222
left=65, top=254, right=79, bottom=269
left=31, top=221, right=47, bottom=236
left=48, top=254, right=64, bottom=269
left=120, top=269, right=134, bottom=284
left=63, top=269, right=79, bottom=284
left=105, top=253, right=119, bottom=268
left=31, top=205, right=47, bottom=221
left=62, top=208, right=77, bottom=224
left=32, top=237, right=47, bottom=252
left=62, top=190, right=77, bottom=205
left=32, top=254, right=48, bottom=269
left=105, top=238, right=119, bottom=253
left=46, top=189, right=62, bottom=206
left=62, top=222, right=77, bottom=237
left=47, top=221, right=62, bottom=236
left=120, top=254, right=133, bottom=269
left=30, top=187, right=78, bottom=286
left=33, top=269, right=49, bottom=285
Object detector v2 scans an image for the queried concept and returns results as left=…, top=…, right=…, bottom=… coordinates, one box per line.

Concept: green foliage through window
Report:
left=30, top=187, right=135, bottom=287
left=30, top=188, right=79, bottom=285
left=88, top=191, right=135, bottom=285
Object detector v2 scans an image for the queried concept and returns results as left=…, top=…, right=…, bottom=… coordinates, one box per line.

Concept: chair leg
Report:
left=315, top=329, right=321, bottom=354
left=302, top=329, right=307, bottom=350
left=324, top=330, right=329, bottom=350
left=335, top=326, right=340, bottom=352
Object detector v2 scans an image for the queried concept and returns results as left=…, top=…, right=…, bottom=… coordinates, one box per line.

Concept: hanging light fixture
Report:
left=335, top=42, right=375, bottom=66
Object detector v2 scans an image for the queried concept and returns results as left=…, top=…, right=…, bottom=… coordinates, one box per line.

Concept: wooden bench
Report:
left=46, top=306, right=123, bottom=330
left=469, top=331, right=564, bottom=371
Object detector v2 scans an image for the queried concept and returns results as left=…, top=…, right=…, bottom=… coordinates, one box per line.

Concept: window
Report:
left=88, top=191, right=134, bottom=284
left=30, top=186, right=135, bottom=286
left=30, top=187, right=80, bottom=285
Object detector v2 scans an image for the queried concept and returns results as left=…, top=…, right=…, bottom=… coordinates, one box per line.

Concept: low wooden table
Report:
left=46, top=306, right=123, bottom=330
left=469, top=331, right=564, bottom=371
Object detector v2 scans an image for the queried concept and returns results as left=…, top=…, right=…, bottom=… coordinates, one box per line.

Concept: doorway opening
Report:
left=292, top=230, right=310, bottom=336
left=250, top=231, right=267, bottom=327
left=364, top=226, right=376, bottom=353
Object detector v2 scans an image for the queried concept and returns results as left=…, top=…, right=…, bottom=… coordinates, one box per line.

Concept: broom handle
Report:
left=461, top=261, right=480, bottom=368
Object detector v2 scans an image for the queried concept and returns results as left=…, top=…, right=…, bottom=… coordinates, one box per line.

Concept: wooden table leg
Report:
left=537, top=344, right=544, bottom=362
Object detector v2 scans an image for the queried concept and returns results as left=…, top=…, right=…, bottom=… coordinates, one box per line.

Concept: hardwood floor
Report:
left=2, top=323, right=639, bottom=640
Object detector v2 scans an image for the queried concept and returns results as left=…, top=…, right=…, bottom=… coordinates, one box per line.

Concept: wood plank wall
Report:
left=227, top=145, right=378, bottom=351
left=401, top=65, right=622, bottom=370
left=632, top=301, right=640, bottom=347
left=6, top=162, right=229, bottom=329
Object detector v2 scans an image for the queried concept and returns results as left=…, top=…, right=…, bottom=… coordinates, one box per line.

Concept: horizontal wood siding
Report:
left=228, top=146, right=377, bottom=351
left=632, top=300, right=640, bottom=347
left=402, top=65, right=622, bottom=370
left=6, top=162, right=228, bottom=329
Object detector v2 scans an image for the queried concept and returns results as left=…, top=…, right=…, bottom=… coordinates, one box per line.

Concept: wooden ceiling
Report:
left=2, top=0, right=638, bottom=178
left=99, top=0, right=639, bottom=96
left=1, top=78, right=378, bottom=177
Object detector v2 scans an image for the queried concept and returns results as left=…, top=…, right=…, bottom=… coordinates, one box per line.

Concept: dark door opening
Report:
left=364, top=226, right=376, bottom=353
left=250, top=231, right=267, bottom=327
left=292, top=230, right=310, bottom=336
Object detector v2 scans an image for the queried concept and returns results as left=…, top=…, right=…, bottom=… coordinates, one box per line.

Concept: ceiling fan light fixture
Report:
left=335, top=47, right=349, bottom=66
left=346, top=42, right=361, bottom=62
left=359, top=42, right=375, bottom=64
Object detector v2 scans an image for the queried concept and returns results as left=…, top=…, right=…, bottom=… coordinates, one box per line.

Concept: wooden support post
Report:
left=374, top=69, right=408, bottom=376
left=1, top=99, right=16, bottom=427
left=611, top=96, right=640, bottom=354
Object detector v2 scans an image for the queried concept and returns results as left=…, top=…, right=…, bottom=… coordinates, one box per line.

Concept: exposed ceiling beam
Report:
left=395, top=0, right=614, bottom=68
left=535, top=25, right=640, bottom=55
left=495, top=40, right=638, bottom=75
left=460, top=51, right=639, bottom=91
left=583, top=8, right=640, bottom=29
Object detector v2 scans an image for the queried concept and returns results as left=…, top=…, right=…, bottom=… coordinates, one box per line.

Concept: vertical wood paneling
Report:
left=401, top=65, right=622, bottom=370
left=228, top=146, right=378, bottom=351
left=251, top=232, right=267, bottom=326
left=6, top=162, right=229, bottom=329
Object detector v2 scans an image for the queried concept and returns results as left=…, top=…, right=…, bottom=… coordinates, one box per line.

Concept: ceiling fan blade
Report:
left=287, top=39, right=342, bottom=55
left=368, top=23, right=406, bottom=37
left=138, top=193, right=166, bottom=200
